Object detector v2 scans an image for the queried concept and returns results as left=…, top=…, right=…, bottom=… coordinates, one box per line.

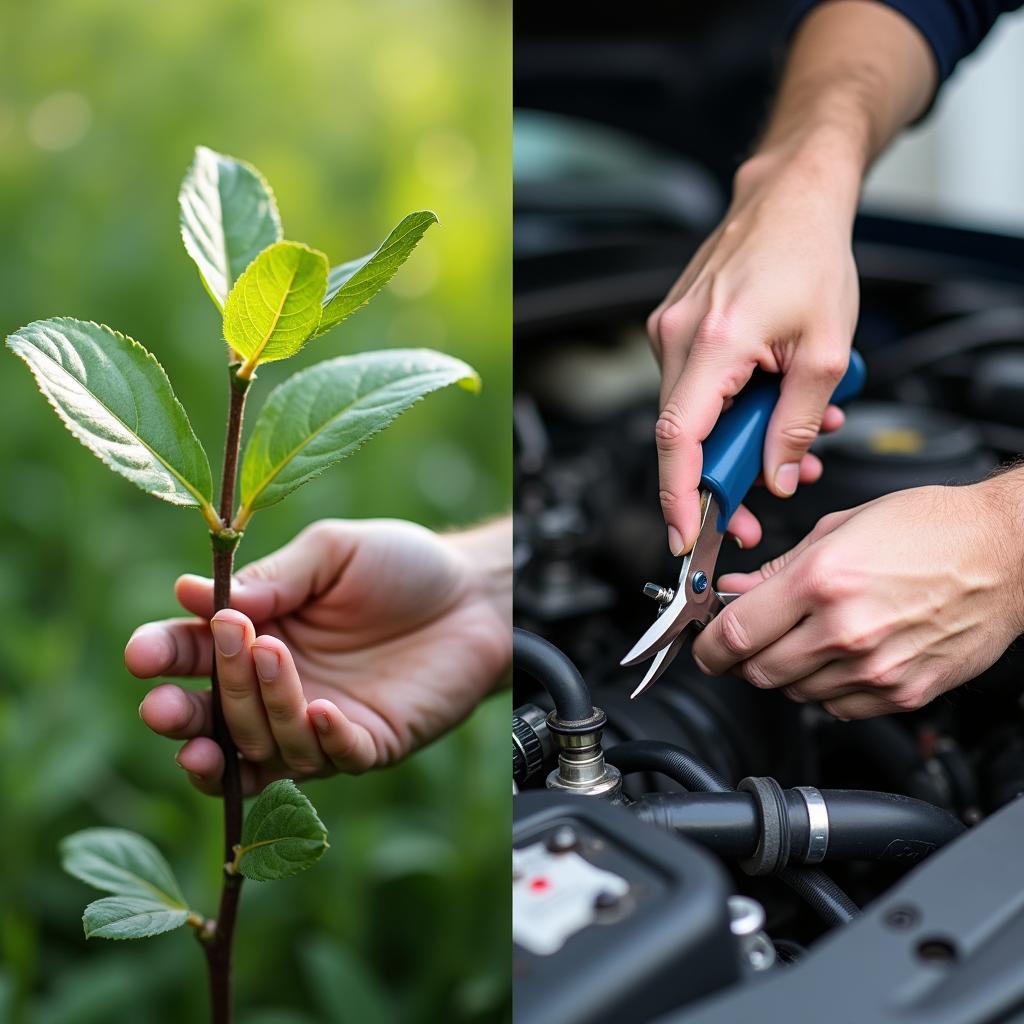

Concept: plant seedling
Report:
left=8, top=146, right=479, bottom=1023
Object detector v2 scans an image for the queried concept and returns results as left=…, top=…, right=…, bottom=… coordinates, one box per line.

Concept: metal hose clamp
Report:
left=794, top=786, right=830, bottom=864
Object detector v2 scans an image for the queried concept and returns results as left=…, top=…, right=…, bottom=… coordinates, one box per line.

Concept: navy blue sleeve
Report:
left=791, top=0, right=1024, bottom=83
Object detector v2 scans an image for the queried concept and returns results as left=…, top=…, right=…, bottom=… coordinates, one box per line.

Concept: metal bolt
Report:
left=546, top=826, right=578, bottom=853
left=593, top=890, right=620, bottom=911
left=643, top=582, right=675, bottom=605
left=691, top=571, right=709, bottom=594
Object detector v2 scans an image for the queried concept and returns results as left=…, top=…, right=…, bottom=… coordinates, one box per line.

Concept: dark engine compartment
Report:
left=512, top=103, right=1024, bottom=1022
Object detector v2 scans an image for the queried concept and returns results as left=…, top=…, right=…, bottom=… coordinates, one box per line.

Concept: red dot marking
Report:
left=529, top=876, right=551, bottom=893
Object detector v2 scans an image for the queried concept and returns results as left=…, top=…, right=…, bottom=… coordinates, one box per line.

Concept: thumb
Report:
left=762, top=345, right=848, bottom=498
left=175, top=520, right=356, bottom=621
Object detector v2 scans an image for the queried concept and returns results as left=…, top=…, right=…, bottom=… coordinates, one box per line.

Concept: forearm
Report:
left=738, top=1, right=937, bottom=207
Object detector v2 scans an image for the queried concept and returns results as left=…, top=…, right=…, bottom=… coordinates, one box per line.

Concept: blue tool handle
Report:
left=701, top=350, right=866, bottom=531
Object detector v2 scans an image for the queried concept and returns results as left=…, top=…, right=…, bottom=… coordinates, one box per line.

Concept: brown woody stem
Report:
left=202, top=364, right=250, bottom=1024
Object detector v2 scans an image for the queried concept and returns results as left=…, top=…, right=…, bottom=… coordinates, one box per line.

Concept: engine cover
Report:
left=513, top=791, right=739, bottom=1024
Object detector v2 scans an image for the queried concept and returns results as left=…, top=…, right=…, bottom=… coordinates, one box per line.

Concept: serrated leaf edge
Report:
left=228, top=241, right=329, bottom=377
left=82, top=896, right=190, bottom=940
left=6, top=318, right=216, bottom=517
left=314, top=211, right=438, bottom=337
left=178, top=144, right=284, bottom=311
left=236, top=350, right=478, bottom=523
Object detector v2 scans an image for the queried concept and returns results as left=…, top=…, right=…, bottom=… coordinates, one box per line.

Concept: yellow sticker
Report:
left=868, top=428, right=924, bottom=454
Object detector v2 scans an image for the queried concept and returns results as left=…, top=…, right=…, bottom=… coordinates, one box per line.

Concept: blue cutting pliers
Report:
left=621, top=352, right=867, bottom=698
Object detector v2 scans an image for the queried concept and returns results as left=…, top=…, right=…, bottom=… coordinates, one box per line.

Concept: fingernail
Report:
left=775, top=463, right=800, bottom=496
left=312, top=713, right=330, bottom=735
left=252, top=646, right=279, bottom=682
left=138, top=700, right=145, bottom=720
left=175, top=757, right=187, bottom=770
left=211, top=620, right=244, bottom=657
left=188, top=772, right=204, bottom=782
left=732, top=535, right=744, bottom=549
left=667, top=525, right=684, bottom=557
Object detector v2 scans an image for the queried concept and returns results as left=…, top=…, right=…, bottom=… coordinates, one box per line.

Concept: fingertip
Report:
left=211, top=607, right=253, bottom=628
left=175, top=574, right=214, bottom=615
left=821, top=405, right=845, bottom=433
left=716, top=571, right=758, bottom=594
left=175, top=738, right=224, bottom=794
left=725, top=504, right=762, bottom=549
left=308, top=700, right=376, bottom=773
left=124, top=625, right=174, bottom=678
left=139, top=684, right=189, bottom=735
left=799, top=452, right=823, bottom=484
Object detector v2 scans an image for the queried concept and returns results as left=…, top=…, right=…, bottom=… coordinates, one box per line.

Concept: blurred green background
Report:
left=0, top=1, right=510, bottom=1021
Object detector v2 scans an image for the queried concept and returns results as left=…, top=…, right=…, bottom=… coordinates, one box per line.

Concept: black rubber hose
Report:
left=512, top=628, right=594, bottom=722
left=779, top=867, right=857, bottom=925
left=818, top=790, right=964, bottom=857
left=632, top=790, right=963, bottom=863
left=605, top=739, right=733, bottom=793
left=633, top=792, right=759, bottom=859
left=609, top=739, right=859, bottom=925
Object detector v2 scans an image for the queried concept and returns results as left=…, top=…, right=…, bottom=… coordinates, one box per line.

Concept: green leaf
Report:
left=223, top=241, right=329, bottom=374
left=60, top=828, right=187, bottom=905
left=7, top=320, right=215, bottom=516
left=82, top=896, right=189, bottom=940
left=236, top=779, right=328, bottom=881
left=61, top=829, right=192, bottom=941
left=237, top=349, right=479, bottom=520
left=179, top=145, right=283, bottom=309
left=314, top=211, right=437, bottom=338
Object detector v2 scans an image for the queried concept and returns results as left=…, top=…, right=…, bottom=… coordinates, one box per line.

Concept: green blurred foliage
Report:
left=0, top=0, right=511, bottom=1020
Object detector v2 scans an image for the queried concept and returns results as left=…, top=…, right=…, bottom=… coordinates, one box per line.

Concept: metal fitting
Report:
left=513, top=703, right=555, bottom=786
left=728, top=895, right=776, bottom=972
left=545, top=708, right=622, bottom=800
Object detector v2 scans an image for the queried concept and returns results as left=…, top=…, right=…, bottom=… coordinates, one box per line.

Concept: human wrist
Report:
left=735, top=117, right=866, bottom=222
left=970, top=470, right=1024, bottom=635
left=445, top=516, right=513, bottom=629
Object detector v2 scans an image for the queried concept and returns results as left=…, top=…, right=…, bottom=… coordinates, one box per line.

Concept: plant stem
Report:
left=202, top=365, right=250, bottom=1024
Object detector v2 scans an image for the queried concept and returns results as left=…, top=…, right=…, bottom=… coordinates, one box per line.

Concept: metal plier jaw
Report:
left=621, top=351, right=867, bottom=699
left=620, top=492, right=737, bottom=698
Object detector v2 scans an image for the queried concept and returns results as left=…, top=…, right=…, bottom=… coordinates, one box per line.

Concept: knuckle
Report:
left=646, top=309, right=664, bottom=348
left=238, top=742, right=274, bottom=762
left=655, top=402, right=685, bottom=445
left=833, top=622, right=879, bottom=656
left=800, top=549, right=852, bottom=602
left=861, top=655, right=904, bottom=690
left=657, top=303, right=693, bottom=348
left=888, top=686, right=926, bottom=712
left=777, top=417, right=821, bottom=450
left=812, top=352, right=848, bottom=384
left=693, top=310, right=734, bottom=350
left=740, top=658, right=775, bottom=689
left=658, top=488, right=680, bottom=514
left=264, top=702, right=296, bottom=724
left=813, top=511, right=844, bottom=536
left=716, top=608, right=753, bottom=659
left=283, top=758, right=322, bottom=777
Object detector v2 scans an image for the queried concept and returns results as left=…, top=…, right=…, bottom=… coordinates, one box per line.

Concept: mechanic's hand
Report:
left=125, top=518, right=511, bottom=794
left=691, top=481, right=1024, bottom=720
left=647, top=150, right=859, bottom=554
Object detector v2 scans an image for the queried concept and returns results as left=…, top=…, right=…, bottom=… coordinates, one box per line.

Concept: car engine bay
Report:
left=512, top=107, right=1024, bottom=1023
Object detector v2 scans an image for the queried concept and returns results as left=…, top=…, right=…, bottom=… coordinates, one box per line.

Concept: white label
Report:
left=513, top=840, right=630, bottom=956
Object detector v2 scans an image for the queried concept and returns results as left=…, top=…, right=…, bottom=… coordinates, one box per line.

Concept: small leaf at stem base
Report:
left=83, top=896, right=190, bottom=940
left=236, top=780, right=328, bottom=881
